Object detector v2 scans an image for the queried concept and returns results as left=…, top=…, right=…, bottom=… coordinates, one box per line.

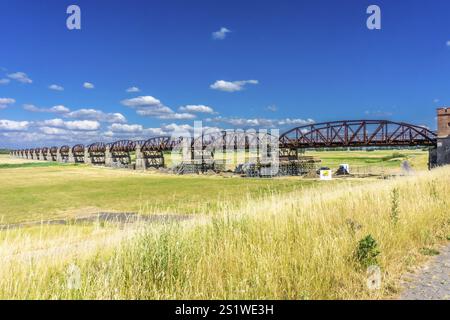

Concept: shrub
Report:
left=355, top=235, right=380, bottom=268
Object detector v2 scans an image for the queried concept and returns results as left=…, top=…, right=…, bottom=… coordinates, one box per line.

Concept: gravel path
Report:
left=400, top=244, right=450, bottom=300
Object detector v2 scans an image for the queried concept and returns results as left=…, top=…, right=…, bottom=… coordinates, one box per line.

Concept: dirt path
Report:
left=400, top=244, right=450, bottom=300
left=0, top=212, right=191, bottom=230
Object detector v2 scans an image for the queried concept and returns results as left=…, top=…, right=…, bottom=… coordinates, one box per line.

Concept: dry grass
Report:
left=0, top=165, right=448, bottom=299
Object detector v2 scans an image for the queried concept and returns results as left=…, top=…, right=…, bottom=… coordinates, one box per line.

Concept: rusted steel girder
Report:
left=279, top=120, right=437, bottom=149
left=109, top=140, right=136, bottom=152
left=191, top=130, right=278, bottom=152
left=141, top=136, right=182, bottom=151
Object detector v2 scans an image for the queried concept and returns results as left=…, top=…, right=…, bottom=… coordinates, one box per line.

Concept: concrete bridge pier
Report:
left=67, top=148, right=75, bottom=163
left=105, top=148, right=113, bottom=167
left=38, top=150, right=45, bottom=161
left=135, top=145, right=146, bottom=170
left=56, top=148, right=63, bottom=162
left=84, top=149, right=92, bottom=164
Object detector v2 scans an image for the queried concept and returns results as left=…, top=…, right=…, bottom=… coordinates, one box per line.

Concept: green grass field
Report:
left=0, top=150, right=428, bottom=224
left=306, top=149, right=428, bottom=171
left=0, top=157, right=322, bottom=224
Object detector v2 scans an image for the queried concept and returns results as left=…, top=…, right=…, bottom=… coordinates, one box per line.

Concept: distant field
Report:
left=0, top=149, right=428, bottom=224
left=306, top=149, right=428, bottom=173
left=0, top=155, right=331, bottom=224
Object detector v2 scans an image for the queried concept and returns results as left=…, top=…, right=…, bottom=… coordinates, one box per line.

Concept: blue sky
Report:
left=1, top=0, right=449, bottom=147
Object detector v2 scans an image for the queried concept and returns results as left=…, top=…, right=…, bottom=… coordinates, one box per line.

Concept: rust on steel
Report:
left=191, top=130, right=278, bottom=152
left=11, top=120, right=439, bottom=158
left=109, top=140, right=136, bottom=152
left=279, top=120, right=437, bottom=148
left=87, top=142, right=106, bottom=153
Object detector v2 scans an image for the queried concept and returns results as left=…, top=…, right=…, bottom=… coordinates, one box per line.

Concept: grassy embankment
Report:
left=0, top=153, right=448, bottom=299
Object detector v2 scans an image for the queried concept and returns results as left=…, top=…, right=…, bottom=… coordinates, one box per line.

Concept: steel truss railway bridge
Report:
left=9, top=119, right=448, bottom=172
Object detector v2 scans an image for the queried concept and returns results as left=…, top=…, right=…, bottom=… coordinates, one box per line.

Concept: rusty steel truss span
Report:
left=191, top=130, right=278, bottom=152
left=141, top=136, right=182, bottom=151
left=50, top=146, right=58, bottom=161
left=10, top=119, right=440, bottom=171
left=72, top=144, right=85, bottom=163
left=109, top=140, right=136, bottom=167
left=279, top=120, right=437, bottom=149
left=87, top=142, right=106, bottom=165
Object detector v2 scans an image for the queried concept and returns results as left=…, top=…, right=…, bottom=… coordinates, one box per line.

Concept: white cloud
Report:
left=65, top=108, right=127, bottom=123
left=62, top=120, right=100, bottom=131
left=40, top=118, right=65, bottom=127
left=0, top=98, right=15, bottom=109
left=39, top=126, right=69, bottom=135
left=0, top=119, right=29, bottom=131
left=446, top=40, right=450, bottom=47
left=51, top=105, right=70, bottom=113
left=179, top=105, right=215, bottom=114
left=121, top=96, right=161, bottom=107
left=38, top=118, right=100, bottom=131
left=49, top=84, right=64, bottom=91
left=158, top=112, right=196, bottom=120
left=277, top=118, right=315, bottom=126
left=126, top=86, right=140, bottom=93
left=212, top=27, right=231, bottom=40
left=109, top=123, right=143, bottom=133
left=162, top=123, right=193, bottom=136
left=210, top=80, right=258, bottom=92
left=23, top=104, right=70, bottom=114
left=104, top=123, right=167, bottom=139
left=83, top=82, right=95, bottom=89
left=208, top=116, right=314, bottom=127
left=0, top=79, right=10, bottom=85
left=121, top=95, right=196, bottom=120
left=7, top=72, right=32, bottom=84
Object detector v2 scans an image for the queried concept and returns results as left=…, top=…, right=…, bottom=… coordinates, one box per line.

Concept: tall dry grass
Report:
left=0, top=167, right=449, bottom=299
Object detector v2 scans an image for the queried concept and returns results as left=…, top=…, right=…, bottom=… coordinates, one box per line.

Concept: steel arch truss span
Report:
left=34, top=148, right=41, bottom=160
left=279, top=120, right=437, bottom=149
left=109, top=140, right=136, bottom=166
left=140, top=136, right=177, bottom=168
left=50, top=146, right=58, bottom=161
left=192, top=131, right=278, bottom=151
left=41, top=147, right=49, bottom=160
left=72, top=144, right=85, bottom=163
left=59, top=145, right=70, bottom=162
left=141, top=136, right=182, bottom=152
left=87, top=142, right=106, bottom=165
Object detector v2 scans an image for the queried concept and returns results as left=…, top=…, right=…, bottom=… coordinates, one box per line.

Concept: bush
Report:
left=355, top=235, right=380, bottom=268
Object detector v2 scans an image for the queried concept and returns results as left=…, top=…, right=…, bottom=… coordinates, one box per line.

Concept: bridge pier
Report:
left=135, top=145, right=146, bottom=170
left=432, top=107, right=450, bottom=168
left=84, top=149, right=92, bottom=164
left=56, top=148, right=63, bottom=162
left=67, top=148, right=75, bottom=163
left=105, top=148, right=113, bottom=167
